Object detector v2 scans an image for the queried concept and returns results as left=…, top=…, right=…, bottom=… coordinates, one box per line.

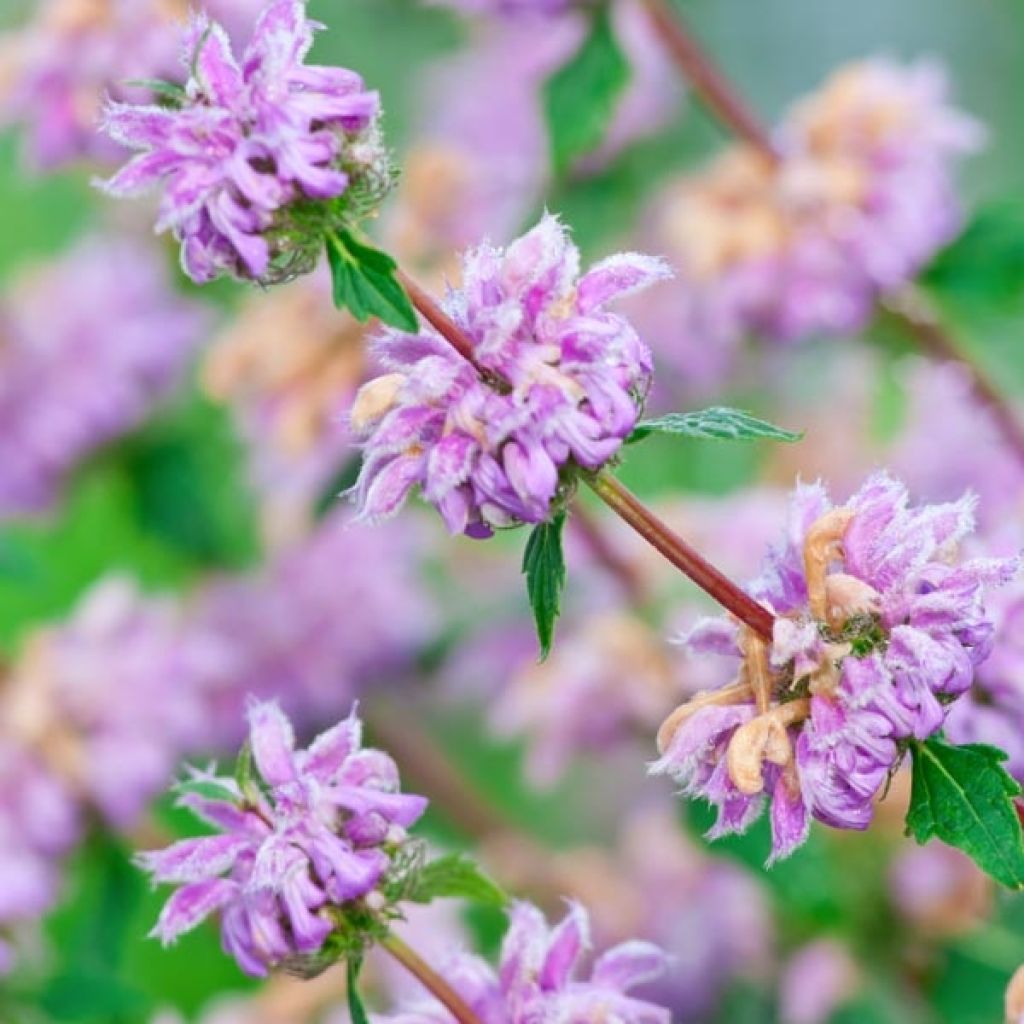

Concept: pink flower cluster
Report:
left=0, top=234, right=208, bottom=519
left=639, top=59, right=982, bottom=389
left=381, top=900, right=670, bottom=1024
left=100, top=0, right=382, bottom=283
left=351, top=214, right=670, bottom=537
left=653, top=473, right=1016, bottom=861
left=140, top=701, right=427, bottom=977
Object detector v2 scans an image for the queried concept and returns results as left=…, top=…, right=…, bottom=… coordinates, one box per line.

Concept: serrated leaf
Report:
left=906, top=737, right=1024, bottom=890
left=522, top=512, right=567, bottom=660
left=408, top=853, right=508, bottom=908
left=326, top=230, right=418, bottom=332
left=543, top=4, right=630, bottom=175
left=346, top=957, right=370, bottom=1024
left=173, top=778, right=237, bottom=804
left=628, top=407, right=803, bottom=445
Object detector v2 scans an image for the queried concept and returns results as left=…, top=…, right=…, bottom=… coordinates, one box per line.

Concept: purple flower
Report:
left=778, top=940, right=859, bottom=1024
left=5, top=576, right=215, bottom=830
left=0, top=234, right=208, bottom=519
left=381, top=900, right=670, bottom=1024
left=0, top=742, right=79, bottom=974
left=350, top=214, right=670, bottom=537
left=636, top=58, right=981, bottom=390
left=99, top=0, right=383, bottom=284
left=0, top=0, right=269, bottom=169
left=492, top=614, right=679, bottom=786
left=139, top=700, right=427, bottom=977
left=189, top=509, right=434, bottom=742
left=653, top=472, right=1017, bottom=860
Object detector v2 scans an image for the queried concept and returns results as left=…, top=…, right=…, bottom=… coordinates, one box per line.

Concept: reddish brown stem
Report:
left=639, top=0, right=778, bottom=164
left=381, top=934, right=483, bottom=1024
left=570, top=503, right=648, bottom=604
left=396, top=269, right=480, bottom=366
left=885, top=287, right=1024, bottom=466
left=587, top=471, right=775, bottom=640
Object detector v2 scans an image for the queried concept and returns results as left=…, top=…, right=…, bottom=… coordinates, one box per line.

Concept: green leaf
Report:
left=543, top=4, right=630, bottom=175
left=408, top=852, right=508, bottom=908
left=326, top=230, right=418, bottom=332
left=923, top=201, right=1024, bottom=313
left=346, top=957, right=370, bottom=1024
left=122, top=78, right=187, bottom=103
left=234, top=741, right=262, bottom=805
left=906, top=737, right=1024, bottom=890
left=173, top=778, right=238, bottom=804
left=522, top=512, right=567, bottom=660
left=628, top=407, right=804, bottom=445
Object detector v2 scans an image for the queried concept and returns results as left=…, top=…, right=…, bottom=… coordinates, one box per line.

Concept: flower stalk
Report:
left=587, top=471, right=775, bottom=640
left=639, top=0, right=778, bottom=163
left=884, top=286, right=1024, bottom=464
left=381, top=933, right=484, bottom=1024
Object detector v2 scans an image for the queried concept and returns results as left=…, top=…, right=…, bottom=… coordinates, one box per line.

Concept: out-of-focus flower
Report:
left=140, top=700, right=427, bottom=978
left=100, top=0, right=384, bottom=284
left=202, top=270, right=368, bottom=543
left=945, top=566, right=1024, bottom=781
left=389, top=4, right=680, bottom=261
left=539, top=807, right=771, bottom=1021
left=492, top=614, right=679, bottom=786
left=888, top=841, right=991, bottom=936
left=191, top=509, right=434, bottom=743
left=351, top=214, right=670, bottom=537
left=380, top=900, right=670, bottom=1024
left=3, top=576, right=213, bottom=829
left=652, top=473, right=1016, bottom=861
left=427, top=0, right=580, bottom=16
left=778, top=940, right=859, bottom=1024
left=0, top=743, right=79, bottom=975
left=0, top=0, right=267, bottom=169
left=0, top=234, right=208, bottom=519
left=638, top=58, right=981, bottom=389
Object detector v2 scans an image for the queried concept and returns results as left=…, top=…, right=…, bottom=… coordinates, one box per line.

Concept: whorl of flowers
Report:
left=99, top=0, right=385, bottom=284
left=350, top=214, right=670, bottom=537
left=639, top=58, right=982, bottom=385
left=0, top=234, right=208, bottom=519
left=379, top=900, right=670, bottom=1024
left=138, top=700, right=427, bottom=978
left=651, top=472, right=1017, bottom=861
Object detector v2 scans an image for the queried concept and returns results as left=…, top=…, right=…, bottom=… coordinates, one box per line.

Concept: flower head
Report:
left=0, top=234, right=207, bottom=519
left=381, top=900, right=670, bottom=1024
left=652, top=472, right=1017, bottom=861
left=638, top=58, right=981, bottom=388
left=139, top=700, right=427, bottom=977
left=99, top=0, right=384, bottom=284
left=350, top=214, right=670, bottom=537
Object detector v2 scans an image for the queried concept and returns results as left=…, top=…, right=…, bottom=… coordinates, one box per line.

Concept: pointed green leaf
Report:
left=173, top=778, right=238, bottom=804
left=123, top=78, right=188, bottom=103
left=326, top=230, right=418, bottom=332
left=346, top=957, right=370, bottom=1024
left=543, top=4, right=630, bottom=175
left=522, top=512, right=567, bottom=660
left=906, top=737, right=1024, bottom=890
left=233, top=741, right=262, bottom=806
left=628, top=407, right=804, bottom=445
left=408, top=853, right=508, bottom=908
